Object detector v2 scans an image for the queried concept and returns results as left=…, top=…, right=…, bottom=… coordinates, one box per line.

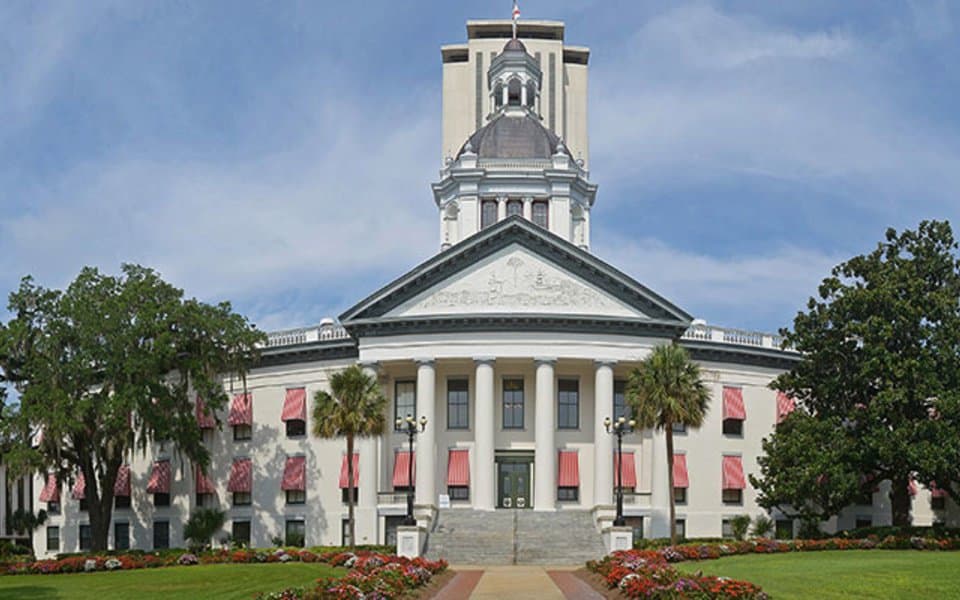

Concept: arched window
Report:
left=506, top=200, right=522, bottom=217
left=493, top=84, right=504, bottom=109
left=526, top=83, right=537, bottom=109
left=507, top=79, right=522, bottom=106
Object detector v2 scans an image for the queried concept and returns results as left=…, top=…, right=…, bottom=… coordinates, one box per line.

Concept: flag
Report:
left=513, top=1, right=520, bottom=21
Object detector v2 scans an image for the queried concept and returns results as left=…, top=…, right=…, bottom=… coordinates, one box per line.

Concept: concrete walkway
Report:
left=438, top=565, right=605, bottom=600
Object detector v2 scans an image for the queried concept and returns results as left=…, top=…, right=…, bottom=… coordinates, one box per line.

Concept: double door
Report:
left=498, top=461, right=531, bottom=509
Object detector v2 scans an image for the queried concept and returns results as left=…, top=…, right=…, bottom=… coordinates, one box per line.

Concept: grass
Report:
left=675, top=550, right=960, bottom=599
left=0, top=562, right=344, bottom=600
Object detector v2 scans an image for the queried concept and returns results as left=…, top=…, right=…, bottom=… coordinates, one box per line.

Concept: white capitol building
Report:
left=3, top=16, right=952, bottom=563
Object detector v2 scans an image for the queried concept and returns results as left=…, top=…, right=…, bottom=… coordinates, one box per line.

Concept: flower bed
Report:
left=254, top=552, right=447, bottom=600
left=3, top=546, right=400, bottom=577
left=587, top=550, right=767, bottom=599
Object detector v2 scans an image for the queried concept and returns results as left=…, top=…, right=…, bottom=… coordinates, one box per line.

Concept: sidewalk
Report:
left=434, top=565, right=604, bottom=600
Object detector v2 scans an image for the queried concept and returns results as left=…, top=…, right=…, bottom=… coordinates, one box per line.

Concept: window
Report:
left=557, top=379, right=579, bottom=429
left=557, top=487, right=579, bottom=502
left=674, top=519, right=686, bottom=539
left=115, top=495, right=131, bottom=510
left=286, top=489, right=306, bottom=505
left=232, top=520, right=251, bottom=546
left=153, top=521, right=170, bottom=549
left=394, top=381, right=416, bottom=430
left=342, top=519, right=352, bottom=546
left=613, top=380, right=629, bottom=421
left=721, top=519, right=734, bottom=538
left=234, top=424, right=252, bottom=441
left=722, top=489, right=743, bottom=505
left=46, top=501, right=61, bottom=516
left=385, top=516, right=404, bottom=546
left=775, top=519, right=793, bottom=539
left=196, top=493, right=215, bottom=508
left=932, top=496, right=947, bottom=511
left=624, top=516, right=644, bottom=544
left=506, top=200, right=522, bottom=217
left=722, top=418, right=743, bottom=436
left=447, top=379, right=469, bottom=429
left=233, top=492, right=252, bottom=506
left=114, top=522, right=130, bottom=551
left=341, top=487, right=359, bottom=504
left=448, top=486, right=469, bottom=501
left=503, top=379, right=524, bottom=429
left=674, top=487, right=687, bottom=505
left=285, top=520, right=305, bottom=547
left=46, top=526, right=59, bottom=552
left=532, top=201, right=548, bottom=228
left=154, top=493, right=170, bottom=507
left=672, top=423, right=687, bottom=434
left=285, top=419, right=306, bottom=437
left=481, top=200, right=498, bottom=229
left=855, top=516, right=872, bottom=529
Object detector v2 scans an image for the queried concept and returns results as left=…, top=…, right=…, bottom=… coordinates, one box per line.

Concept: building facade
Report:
left=31, top=17, right=956, bottom=558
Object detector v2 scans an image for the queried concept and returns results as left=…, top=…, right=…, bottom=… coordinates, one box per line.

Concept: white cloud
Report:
left=594, top=231, right=840, bottom=331
left=590, top=3, right=960, bottom=215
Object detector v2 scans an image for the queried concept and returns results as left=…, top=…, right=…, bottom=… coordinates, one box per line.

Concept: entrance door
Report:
left=498, top=461, right=531, bottom=509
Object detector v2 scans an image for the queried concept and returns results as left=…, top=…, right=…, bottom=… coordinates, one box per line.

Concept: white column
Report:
left=415, top=359, right=437, bottom=509
left=502, top=84, right=509, bottom=107
left=594, top=361, right=615, bottom=507
left=474, top=358, right=496, bottom=511
left=496, top=196, right=507, bottom=222
left=521, top=84, right=528, bottom=107
left=522, top=196, right=533, bottom=221
left=358, top=363, right=380, bottom=512
left=534, top=358, right=556, bottom=511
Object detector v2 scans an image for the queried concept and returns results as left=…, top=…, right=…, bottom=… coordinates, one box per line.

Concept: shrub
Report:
left=731, top=515, right=752, bottom=541
left=752, top=515, right=774, bottom=538
left=183, top=508, right=226, bottom=552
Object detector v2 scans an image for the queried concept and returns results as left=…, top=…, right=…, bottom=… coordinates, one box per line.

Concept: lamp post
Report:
left=396, top=414, right=427, bottom=526
left=605, top=415, right=636, bottom=527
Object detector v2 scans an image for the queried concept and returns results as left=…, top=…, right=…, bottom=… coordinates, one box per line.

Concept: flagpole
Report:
left=512, top=1, right=519, bottom=40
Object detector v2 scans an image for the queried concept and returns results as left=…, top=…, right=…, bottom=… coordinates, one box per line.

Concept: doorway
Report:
left=496, top=454, right=533, bottom=509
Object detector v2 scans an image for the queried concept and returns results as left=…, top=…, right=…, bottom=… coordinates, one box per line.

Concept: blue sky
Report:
left=2, top=0, right=959, bottom=334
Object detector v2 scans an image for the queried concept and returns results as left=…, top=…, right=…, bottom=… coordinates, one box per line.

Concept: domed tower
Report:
left=433, top=28, right=596, bottom=251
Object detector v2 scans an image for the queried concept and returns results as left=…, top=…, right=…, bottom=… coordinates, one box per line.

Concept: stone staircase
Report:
left=424, top=509, right=606, bottom=565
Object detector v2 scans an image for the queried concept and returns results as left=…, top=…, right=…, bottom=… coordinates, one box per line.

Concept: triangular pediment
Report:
left=385, top=244, right=645, bottom=319
left=340, top=217, right=691, bottom=330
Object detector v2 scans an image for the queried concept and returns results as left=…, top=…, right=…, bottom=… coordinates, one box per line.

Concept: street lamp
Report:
left=605, top=415, right=637, bottom=527
left=395, top=414, right=427, bottom=526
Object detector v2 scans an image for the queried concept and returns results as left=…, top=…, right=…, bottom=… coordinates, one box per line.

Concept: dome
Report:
left=502, top=38, right=527, bottom=53
left=457, top=112, right=562, bottom=160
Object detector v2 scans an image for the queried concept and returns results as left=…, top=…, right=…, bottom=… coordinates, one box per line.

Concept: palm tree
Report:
left=627, top=343, right=710, bottom=546
left=313, top=365, right=387, bottom=548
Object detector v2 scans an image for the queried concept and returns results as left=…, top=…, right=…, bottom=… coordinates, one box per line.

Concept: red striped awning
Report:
left=114, top=465, right=131, bottom=497
left=447, top=449, right=470, bottom=486
left=72, top=473, right=86, bottom=500
left=339, top=453, right=360, bottom=489
left=776, top=392, right=795, bottom=423
left=282, top=388, right=307, bottom=422
left=282, top=456, right=306, bottom=491
left=614, top=451, right=637, bottom=488
left=722, top=455, right=746, bottom=490
left=558, top=450, right=579, bottom=487
left=228, top=458, right=252, bottom=493
left=931, top=481, right=947, bottom=499
left=195, top=464, right=216, bottom=494
left=392, top=450, right=414, bottom=488
left=673, top=454, right=689, bottom=488
left=147, top=460, right=171, bottom=494
left=228, top=393, right=253, bottom=426
left=195, top=396, right=216, bottom=429
left=40, top=474, right=60, bottom=503
left=723, top=386, right=746, bottom=420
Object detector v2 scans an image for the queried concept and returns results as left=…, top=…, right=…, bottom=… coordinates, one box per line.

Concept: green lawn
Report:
left=676, top=550, right=960, bottom=599
left=0, top=562, right=344, bottom=600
